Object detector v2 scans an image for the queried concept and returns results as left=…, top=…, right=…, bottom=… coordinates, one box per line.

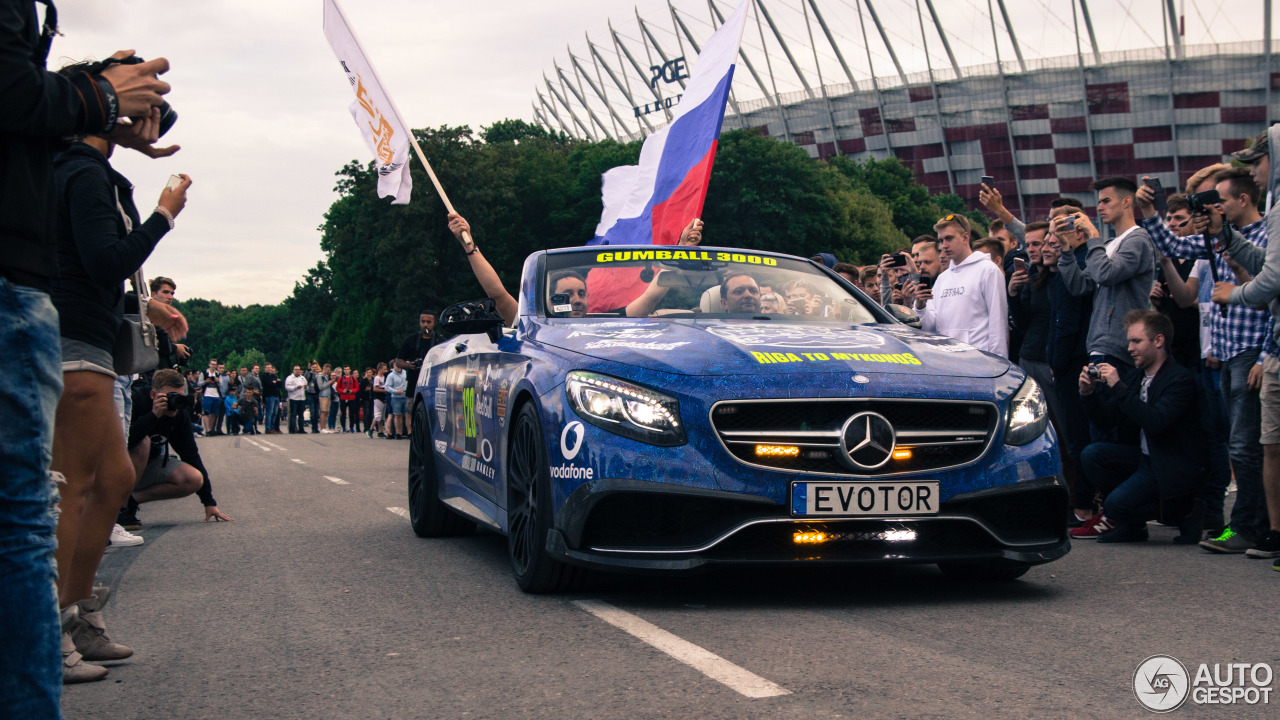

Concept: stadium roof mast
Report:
left=863, top=0, right=910, bottom=86
left=634, top=10, right=678, bottom=122
left=800, top=0, right=842, bottom=156
left=855, top=0, right=895, bottom=159
left=537, top=90, right=572, bottom=136
left=586, top=33, right=657, bottom=137
left=1164, top=0, right=1183, bottom=60
left=1161, top=0, right=1181, bottom=183
left=1267, top=0, right=1274, bottom=125
left=561, top=57, right=615, bottom=140
left=914, top=0, right=956, bottom=195
left=985, top=0, right=1026, bottom=220
left=1071, top=1, right=1100, bottom=217
left=754, top=0, right=815, bottom=99
left=744, top=0, right=794, bottom=141
left=920, top=0, right=961, bottom=78
left=545, top=73, right=595, bottom=140
left=993, top=0, right=1026, bottom=73
left=568, top=47, right=631, bottom=139
left=668, top=4, right=745, bottom=127
left=1078, top=0, right=1102, bottom=64
left=610, top=20, right=673, bottom=124
left=706, top=0, right=785, bottom=119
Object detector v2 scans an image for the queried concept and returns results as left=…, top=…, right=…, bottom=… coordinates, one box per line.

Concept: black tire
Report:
left=507, top=403, right=584, bottom=593
left=937, top=562, right=1031, bottom=582
left=408, top=401, right=475, bottom=538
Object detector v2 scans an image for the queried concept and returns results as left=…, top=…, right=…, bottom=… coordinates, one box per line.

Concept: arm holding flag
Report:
left=448, top=214, right=518, bottom=326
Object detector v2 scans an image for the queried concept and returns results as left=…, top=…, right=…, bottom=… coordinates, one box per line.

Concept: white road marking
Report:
left=244, top=438, right=270, bottom=452
left=387, top=507, right=410, bottom=519
left=325, top=476, right=349, bottom=485
left=572, top=600, right=789, bottom=699
left=262, top=440, right=287, bottom=451
left=291, top=458, right=306, bottom=464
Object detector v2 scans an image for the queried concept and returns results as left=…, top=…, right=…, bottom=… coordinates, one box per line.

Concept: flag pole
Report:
left=329, top=0, right=473, bottom=244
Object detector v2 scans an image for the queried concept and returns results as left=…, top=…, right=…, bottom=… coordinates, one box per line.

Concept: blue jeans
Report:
left=1080, top=442, right=1159, bottom=528
left=1199, top=360, right=1236, bottom=531
left=0, top=279, right=64, bottom=718
left=263, top=396, right=280, bottom=431
left=1219, top=350, right=1269, bottom=538
left=307, top=395, right=319, bottom=432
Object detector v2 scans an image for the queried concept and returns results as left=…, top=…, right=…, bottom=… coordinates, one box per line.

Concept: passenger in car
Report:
left=447, top=212, right=703, bottom=324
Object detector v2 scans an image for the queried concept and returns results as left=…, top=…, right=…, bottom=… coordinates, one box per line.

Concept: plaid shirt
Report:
left=1140, top=216, right=1271, bottom=363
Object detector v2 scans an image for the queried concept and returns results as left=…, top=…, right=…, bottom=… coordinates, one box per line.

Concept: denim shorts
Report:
left=388, top=394, right=407, bottom=415
left=61, top=336, right=115, bottom=378
left=1260, top=356, right=1280, bottom=444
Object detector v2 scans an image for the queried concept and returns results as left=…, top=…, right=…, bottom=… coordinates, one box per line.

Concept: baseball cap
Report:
left=1232, top=130, right=1269, bottom=164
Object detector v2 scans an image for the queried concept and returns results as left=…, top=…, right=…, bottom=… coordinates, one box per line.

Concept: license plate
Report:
left=792, top=481, right=940, bottom=517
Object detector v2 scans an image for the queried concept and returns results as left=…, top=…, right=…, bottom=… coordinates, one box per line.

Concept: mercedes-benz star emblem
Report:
left=840, top=411, right=896, bottom=470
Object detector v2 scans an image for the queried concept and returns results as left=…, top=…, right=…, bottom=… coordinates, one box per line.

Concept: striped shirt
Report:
left=1140, top=216, right=1272, bottom=363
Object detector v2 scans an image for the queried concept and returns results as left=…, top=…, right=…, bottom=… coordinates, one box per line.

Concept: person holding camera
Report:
left=1070, top=311, right=1207, bottom=543
left=2, top=4, right=179, bottom=704
left=46, top=56, right=192, bottom=683
left=1136, top=166, right=1271, bottom=550
left=126, top=369, right=231, bottom=521
left=1054, top=178, right=1156, bottom=375
left=1209, top=127, right=1280, bottom=563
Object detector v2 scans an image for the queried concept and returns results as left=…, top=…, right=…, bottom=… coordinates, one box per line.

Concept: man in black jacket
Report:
left=1, top=0, right=176, bottom=705
left=126, top=370, right=233, bottom=525
left=1071, top=310, right=1208, bottom=543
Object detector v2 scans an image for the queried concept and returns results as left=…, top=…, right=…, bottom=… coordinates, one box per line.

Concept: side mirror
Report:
left=885, top=303, right=921, bottom=329
left=440, top=298, right=505, bottom=342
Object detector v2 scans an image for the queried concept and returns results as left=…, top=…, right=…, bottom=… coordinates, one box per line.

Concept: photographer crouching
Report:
left=1071, top=311, right=1207, bottom=543
left=125, top=369, right=233, bottom=527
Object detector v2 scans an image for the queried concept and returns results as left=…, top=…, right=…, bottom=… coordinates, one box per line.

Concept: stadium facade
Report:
left=531, top=1, right=1277, bottom=220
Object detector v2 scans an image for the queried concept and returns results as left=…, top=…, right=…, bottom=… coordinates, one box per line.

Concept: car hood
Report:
left=529, top=319, right=1010, bottom=378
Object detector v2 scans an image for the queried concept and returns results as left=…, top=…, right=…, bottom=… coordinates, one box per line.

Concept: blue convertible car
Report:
left=408, top=245, right=1069, bottom=592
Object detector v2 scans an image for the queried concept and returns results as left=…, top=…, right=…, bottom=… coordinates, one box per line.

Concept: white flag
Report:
left=322, top=0, right=412, bottom=204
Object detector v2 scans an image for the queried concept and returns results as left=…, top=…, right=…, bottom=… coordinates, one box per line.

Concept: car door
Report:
left=432, top=328, right=524, bottom=505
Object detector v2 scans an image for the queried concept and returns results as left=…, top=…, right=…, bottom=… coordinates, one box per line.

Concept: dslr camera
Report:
left=85, top=55, right=178, bottom=137
left=165, top=392, right=191, bottom=412
left=1186, top=189, right=1222, bottom=215
left=1086, top=365, right=1101, bottom=381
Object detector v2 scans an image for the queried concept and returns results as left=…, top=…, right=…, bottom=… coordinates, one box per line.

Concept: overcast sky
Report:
left=51, top=0, right=1262, bottom=306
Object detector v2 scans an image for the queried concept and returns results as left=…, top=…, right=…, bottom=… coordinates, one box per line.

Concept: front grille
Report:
left=581, top=493, right=785, bottom=550
left=944, top=482, right=1068, bottom=545
left=710, top=399, right=998, bottom=477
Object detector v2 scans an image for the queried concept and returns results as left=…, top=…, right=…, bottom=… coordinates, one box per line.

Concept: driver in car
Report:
left=447, top=213, right=703, bottom=323
left=720, top=272, right=761, bottom=313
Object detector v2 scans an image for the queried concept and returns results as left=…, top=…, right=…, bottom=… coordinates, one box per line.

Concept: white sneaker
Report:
left=109, top=524, right=143, bottom=547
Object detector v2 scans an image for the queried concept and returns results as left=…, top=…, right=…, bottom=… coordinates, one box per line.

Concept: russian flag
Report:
left=586, top=0, right=749, bottom=313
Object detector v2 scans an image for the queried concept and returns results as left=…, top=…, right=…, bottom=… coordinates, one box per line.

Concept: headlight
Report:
left=565, top=371, right=686, bottom=447
left=1005, top=376, right=1048, bottom=446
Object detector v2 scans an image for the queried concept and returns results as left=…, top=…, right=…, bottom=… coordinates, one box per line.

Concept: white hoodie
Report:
left=919, top=251, right=1009, bottom=358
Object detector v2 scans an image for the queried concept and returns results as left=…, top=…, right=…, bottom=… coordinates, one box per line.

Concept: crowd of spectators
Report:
left=850, top=132, right=1280, bottom=574
left=200, top=353, right=424, bottom=441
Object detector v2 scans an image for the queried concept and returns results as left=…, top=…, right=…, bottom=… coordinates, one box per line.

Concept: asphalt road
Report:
left=66, top=431, right=1279, bottom=720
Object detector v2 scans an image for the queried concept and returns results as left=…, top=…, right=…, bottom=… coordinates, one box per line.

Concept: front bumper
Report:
left=549, top=475, right=1070, bottom=573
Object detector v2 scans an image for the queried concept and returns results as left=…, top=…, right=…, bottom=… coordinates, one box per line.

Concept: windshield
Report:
left=542, top=248, right=881, bottom=324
